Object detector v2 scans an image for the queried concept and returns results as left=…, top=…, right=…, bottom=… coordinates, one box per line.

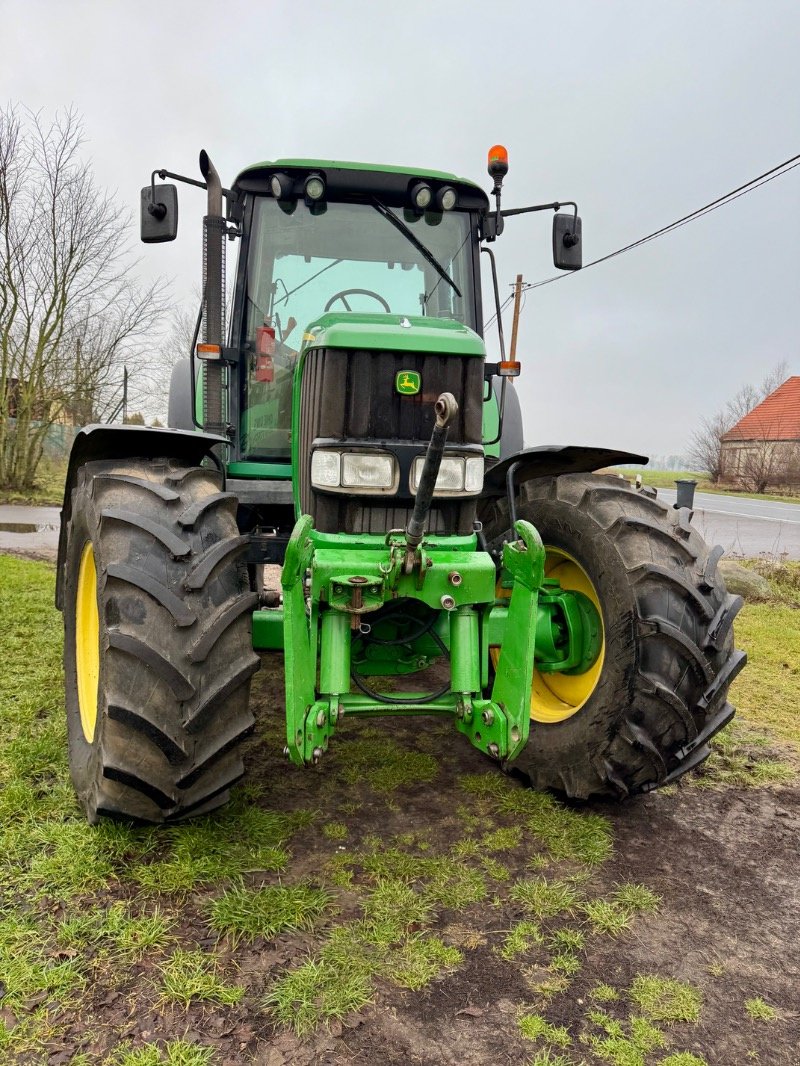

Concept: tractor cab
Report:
left=231, top=161, right=488, bottom=465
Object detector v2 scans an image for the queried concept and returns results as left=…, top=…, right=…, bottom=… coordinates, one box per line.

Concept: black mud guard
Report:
left=481, top=445, right=649, bottom=499
left=55, top=424, right=228, bottom=610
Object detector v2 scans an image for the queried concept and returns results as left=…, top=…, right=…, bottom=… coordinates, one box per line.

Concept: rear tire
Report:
left=63, top=458, right=260, bottom=823
left=483, top=473, right=746, bottom=799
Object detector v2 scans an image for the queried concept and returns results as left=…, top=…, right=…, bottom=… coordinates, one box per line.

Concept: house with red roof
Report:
left=720, top=376, right=800, bottom=491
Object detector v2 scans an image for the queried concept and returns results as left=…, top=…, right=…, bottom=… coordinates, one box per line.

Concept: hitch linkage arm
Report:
left=403, top=392, right=458, bottom=574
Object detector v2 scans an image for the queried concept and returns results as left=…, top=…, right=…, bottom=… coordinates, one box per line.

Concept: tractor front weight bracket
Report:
left=281, top=515, right=581, bottom=768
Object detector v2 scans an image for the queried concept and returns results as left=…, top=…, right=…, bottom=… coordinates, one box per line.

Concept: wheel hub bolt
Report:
left=481, top=708, right=494, bottom=726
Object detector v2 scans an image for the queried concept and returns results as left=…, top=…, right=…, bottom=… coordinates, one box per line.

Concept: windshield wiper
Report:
left=370, top=197, right=462, bottom=300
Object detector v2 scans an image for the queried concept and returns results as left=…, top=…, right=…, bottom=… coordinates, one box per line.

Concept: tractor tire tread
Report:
left=63, top=457, right=259, bottom=824
left=483, top=472, right=744, bottom=799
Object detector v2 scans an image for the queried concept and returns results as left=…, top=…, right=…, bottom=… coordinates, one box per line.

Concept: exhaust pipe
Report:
left=199, top=150, right=225, bottom=435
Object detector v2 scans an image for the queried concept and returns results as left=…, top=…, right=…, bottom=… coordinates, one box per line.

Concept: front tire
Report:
left=483, top=473, right=746, bottom=799
left=63, top=458, right=260, bottom=823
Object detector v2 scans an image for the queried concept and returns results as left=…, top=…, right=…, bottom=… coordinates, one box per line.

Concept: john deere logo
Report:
left=396, top=370, right=421, bottom=395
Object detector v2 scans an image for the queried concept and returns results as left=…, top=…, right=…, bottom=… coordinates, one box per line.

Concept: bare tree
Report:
left=0, top=105, right=166, bottom=490
left=688, top=360, right=790, bottom=482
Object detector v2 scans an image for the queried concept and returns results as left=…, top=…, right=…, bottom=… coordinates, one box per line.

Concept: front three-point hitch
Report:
left=281, top=395, right=602, bottom=767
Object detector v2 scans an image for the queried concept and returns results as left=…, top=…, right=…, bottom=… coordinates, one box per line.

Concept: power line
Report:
left=484, top=150, right=800, bottom=332
left=524, top=150, right=800, bottom=292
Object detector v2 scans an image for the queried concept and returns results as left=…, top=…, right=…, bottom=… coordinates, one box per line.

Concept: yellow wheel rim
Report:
left=75, top=542, right=100, bottom=743
left=492, top=547, right=605, bottom=725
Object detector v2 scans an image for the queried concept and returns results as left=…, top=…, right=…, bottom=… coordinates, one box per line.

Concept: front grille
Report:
left=299, top=347, right=484, bottom=535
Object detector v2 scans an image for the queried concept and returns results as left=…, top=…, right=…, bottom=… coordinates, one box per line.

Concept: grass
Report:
left=731, top=602, right=800, bottom=748
left=499, top=919, right=543, bottom=960
left=209, top=884, right=332, bottom=943
left=518, top=1012, right=572, bottom=1047
left=114, top=1042, right=216, bottom=1066
left=57, top=902, right=173, bottom=959
left=461, top=773, right=614, bottom=865
left=744, top=996, right=777, bottom=1021
left=591, top=983, right=621, bottom=1003
left=697, top=720, right=795, bottom=788
left=584, top=1008, right=666, bottom=1064
left=132, top=802, right=313, bottom=894
left=0, top=456, right=67, bottom=505
left=527, top=1051, right=576, bottom=1066
left=615, top=467, right=800, bottom=503
left=0, top=552, right=794, bottom=1057
left=740, top=558, right=800, bottom=608
left=659, top=1055, right=708, bottom=1065
left=160, top=949, right=244, bottom=1007
left=338, top=737, right=439, bottom=792
left=629, top=975, right=702, bottom=1023
left=509, top=877, right=580, bottom=919
left=266, top=953, right=374, bottom=1035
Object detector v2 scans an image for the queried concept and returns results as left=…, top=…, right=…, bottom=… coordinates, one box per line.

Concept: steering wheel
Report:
left=324, top=288, right=391, bottom=313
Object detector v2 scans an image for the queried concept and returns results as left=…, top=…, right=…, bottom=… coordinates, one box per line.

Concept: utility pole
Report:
left=508, top=274, right=524, bottom=374
left=122, top=366, right=128, bottom=424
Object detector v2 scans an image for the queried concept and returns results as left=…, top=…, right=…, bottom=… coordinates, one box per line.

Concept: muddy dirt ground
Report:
left=20, top=650, right=800, bottom=1066
left=6, top=635, right=797, bottom=1061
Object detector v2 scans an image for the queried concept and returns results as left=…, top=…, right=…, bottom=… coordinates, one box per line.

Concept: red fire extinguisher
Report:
left=254, top=323, right=276, bottom=382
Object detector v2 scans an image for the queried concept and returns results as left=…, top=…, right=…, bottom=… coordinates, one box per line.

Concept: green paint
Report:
left=482, top=383, right=501, bottom=458
left=234, top=158, right=487, bottom=199
left=396, top=370, right=421, bottom=395
left=251, top=608, right=284, bottom=650
left=226, top=461, right=292, bottom=479
left=278, top=510, right=600, bottom=767
left=302, top=312, right=485, bottom=357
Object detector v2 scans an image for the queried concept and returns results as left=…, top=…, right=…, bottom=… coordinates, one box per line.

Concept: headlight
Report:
left=410, top=455, right=484, bottom=496
left=311, top=449, right=398, bottom=493
left=310, top=450, right=341, bottom=488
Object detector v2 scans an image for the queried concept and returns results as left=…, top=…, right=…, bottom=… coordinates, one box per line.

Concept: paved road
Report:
left=1, top=491, right=799, bottom=561
left=0, top=505, right=60, bottom=558
left=658, top=489, right=800, bottom=559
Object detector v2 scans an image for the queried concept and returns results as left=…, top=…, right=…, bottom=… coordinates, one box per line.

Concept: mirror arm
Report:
left=501, top=199, right=578, bottom=220
left=149, top=168, right=235, bottom=212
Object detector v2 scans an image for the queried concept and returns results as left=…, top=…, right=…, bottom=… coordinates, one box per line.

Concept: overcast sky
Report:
left=2, top=0, right=798, bottom=458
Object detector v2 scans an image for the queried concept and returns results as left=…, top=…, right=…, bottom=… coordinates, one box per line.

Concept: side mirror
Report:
left=552, top=212, right=582, bottom=271
left=140, top=183, right=178, bottom=243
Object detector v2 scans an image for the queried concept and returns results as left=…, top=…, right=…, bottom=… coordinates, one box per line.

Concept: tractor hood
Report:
left=301, top=312, right=485, bottom=357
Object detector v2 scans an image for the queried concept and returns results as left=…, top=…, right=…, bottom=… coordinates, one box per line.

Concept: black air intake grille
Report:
left=299, top=347, right=484, bottom=535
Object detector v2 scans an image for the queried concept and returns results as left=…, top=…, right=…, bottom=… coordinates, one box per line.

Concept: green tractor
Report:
left=56, top=146, right=745, bottom=823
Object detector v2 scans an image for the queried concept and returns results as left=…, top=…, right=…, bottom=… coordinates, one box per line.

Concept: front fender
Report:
left=55, top=425, right=228, bottom=610
left=481, top=445, right=648, bottom=498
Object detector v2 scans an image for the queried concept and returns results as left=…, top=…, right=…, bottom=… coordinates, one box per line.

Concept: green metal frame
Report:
left=274, top=514, right=600, bottom=768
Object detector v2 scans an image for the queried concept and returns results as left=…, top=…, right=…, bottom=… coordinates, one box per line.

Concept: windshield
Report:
left=240, top=197, right=476, bottom=460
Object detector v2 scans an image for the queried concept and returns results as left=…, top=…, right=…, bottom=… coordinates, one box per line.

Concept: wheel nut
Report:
left=481, top=708, right=494, bottom=726
left=440, top=594, right=456, bottom=610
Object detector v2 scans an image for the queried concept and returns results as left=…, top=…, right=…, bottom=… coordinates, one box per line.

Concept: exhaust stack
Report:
left=199, top=150, right=226, bottom=436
